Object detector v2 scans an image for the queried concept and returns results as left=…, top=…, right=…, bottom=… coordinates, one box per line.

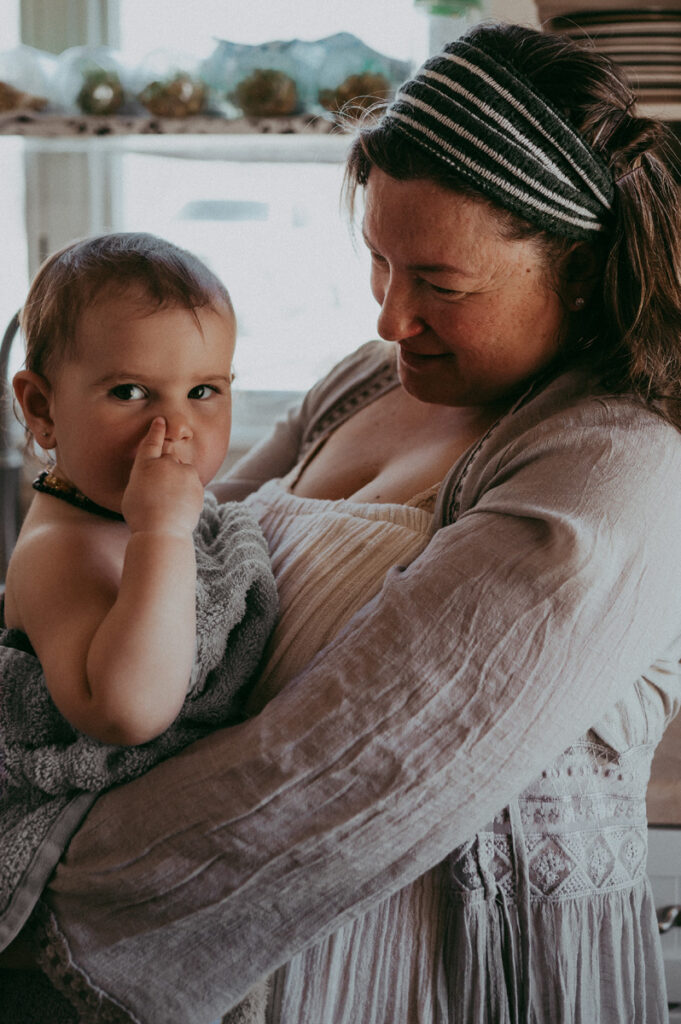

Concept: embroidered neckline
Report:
left=32, top=470, right=125, bottom=522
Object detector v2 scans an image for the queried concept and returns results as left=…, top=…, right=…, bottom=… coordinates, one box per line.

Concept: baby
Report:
left=0, top=234, right=277, bottom=1022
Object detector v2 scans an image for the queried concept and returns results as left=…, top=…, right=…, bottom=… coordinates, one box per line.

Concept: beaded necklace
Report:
left=32, top=470, right=125, bottom=522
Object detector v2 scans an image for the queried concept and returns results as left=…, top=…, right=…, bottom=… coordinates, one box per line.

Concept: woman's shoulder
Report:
left=441, top=369, right=681, bottom=523
left=512, top=369, right=680, bottom=442
left=522, top=370, right=681, bottom=486
left=319, top=340, right=395, bottom=387
left=297, top=341, right=397, bottom=441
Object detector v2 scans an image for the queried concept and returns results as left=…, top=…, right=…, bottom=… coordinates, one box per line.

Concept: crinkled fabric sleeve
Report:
left=40, top=397, right=681, bottom=1024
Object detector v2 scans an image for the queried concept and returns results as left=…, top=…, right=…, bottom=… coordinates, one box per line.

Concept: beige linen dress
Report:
left=240, top=457, right=676, bottom=1023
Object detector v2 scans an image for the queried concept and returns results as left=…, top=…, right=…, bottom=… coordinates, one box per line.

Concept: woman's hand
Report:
left=122, top=417, right=204, bottom=536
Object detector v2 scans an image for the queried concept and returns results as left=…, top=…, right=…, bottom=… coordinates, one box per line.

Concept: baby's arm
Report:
left=17, top=418, right=204, bottom=746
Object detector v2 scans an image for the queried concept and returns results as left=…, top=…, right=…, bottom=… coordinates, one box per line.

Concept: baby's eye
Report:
left=110, top=383, right=147, bottom=401
left=188, top=384, right=217, bottom=400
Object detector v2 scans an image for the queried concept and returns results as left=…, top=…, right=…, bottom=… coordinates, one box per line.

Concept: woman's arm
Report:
left=42, top=390, right=681, bottom=1022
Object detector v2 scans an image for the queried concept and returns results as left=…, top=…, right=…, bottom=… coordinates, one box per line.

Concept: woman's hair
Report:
left=21, top=232, right=234, bottom=379
left=345, top=22, right=681, bottom=424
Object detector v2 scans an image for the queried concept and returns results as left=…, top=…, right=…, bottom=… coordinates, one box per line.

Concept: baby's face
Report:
left=45, top=293, right=236, bottom=513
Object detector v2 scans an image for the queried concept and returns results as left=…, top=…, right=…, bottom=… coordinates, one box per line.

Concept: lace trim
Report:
left=30, top=900, right=138, bottom=1024
left=446, top=742, right=652, bottom=902
left=301, top=360, right=398, bottom=457
left=448, top=824, right=649, bottom=901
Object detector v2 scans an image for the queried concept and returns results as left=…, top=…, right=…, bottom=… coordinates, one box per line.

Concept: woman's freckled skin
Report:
left=363, top=169, right=567, bottom=409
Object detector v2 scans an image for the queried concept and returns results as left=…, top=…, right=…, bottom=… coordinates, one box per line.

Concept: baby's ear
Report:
left=13, top=371, right=56, bottom=450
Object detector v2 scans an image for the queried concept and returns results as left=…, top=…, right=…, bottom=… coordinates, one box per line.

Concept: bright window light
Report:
left=0, top=0, right=21, bottom=49
left=117, top=0, right=420, bottom=63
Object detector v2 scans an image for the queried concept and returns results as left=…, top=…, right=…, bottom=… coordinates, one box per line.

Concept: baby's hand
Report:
left=121, top=417, right=204, bottom=536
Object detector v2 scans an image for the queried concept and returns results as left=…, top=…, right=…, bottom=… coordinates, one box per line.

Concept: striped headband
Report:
left=384, top=40, right=614, bottom=239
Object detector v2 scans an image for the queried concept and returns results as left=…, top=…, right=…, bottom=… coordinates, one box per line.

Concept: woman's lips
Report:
left=398, top=346, right=451, bottom=370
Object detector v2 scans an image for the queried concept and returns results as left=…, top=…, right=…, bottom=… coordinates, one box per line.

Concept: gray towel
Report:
left=0, top=493, right=278, bottom=951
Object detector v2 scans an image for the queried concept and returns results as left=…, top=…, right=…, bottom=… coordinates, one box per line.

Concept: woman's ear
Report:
left=557, top=242, right=601, bottom=312
left=13, top=370, right=56, bottom=450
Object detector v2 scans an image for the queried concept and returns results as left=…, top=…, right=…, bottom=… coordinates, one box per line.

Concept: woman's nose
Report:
left=376, top=279, right=423, bottom=342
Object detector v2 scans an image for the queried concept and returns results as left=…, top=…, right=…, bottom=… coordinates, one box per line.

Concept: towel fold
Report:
left=0, top=493, right=278, bottom=951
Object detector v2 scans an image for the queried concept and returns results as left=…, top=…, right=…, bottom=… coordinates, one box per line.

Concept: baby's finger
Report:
left=135, top=417, right=167, bottom=461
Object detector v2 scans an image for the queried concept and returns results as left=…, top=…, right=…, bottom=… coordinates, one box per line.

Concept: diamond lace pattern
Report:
left=447, top=741, right=652, bottom=901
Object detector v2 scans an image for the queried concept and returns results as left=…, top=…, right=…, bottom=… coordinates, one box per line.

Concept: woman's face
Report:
left=362, top=169, right=569, bottom=407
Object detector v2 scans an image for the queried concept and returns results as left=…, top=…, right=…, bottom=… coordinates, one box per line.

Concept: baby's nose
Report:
left=163, top=412, right=193, bottom=442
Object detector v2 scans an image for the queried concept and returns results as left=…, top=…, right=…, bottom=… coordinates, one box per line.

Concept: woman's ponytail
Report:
left=599, top=123, right=681, bottom=419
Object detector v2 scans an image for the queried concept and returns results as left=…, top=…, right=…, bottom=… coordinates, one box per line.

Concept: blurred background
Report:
left=0, top=0, right=537, bottom=395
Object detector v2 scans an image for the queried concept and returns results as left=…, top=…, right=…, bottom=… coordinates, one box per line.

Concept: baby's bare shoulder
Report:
left=5, top=503, right=127, bottom=633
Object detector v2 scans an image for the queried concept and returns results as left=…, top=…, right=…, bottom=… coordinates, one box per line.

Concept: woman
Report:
left=6, top=21, right=681, bottom=1024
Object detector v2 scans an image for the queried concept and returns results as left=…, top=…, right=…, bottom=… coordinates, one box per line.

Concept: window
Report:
left=115, top=145, right=377, bottom=393
left=117, top=0, right=417, bottom=63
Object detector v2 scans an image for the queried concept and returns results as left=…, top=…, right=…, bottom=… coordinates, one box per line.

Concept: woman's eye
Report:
left=110, top=383, right=147, bottom=400
left=428, top=283, right=465, bottom=297
left=188, top=384, right=217, bottom=400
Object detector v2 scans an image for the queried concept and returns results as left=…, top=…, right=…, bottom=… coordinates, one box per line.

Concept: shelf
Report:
left=0, top=110, right=356, bottom=161
left=0, top=110, right=339, bottom=137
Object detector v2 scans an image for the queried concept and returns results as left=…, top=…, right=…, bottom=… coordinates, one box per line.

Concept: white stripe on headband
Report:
left=396, top=94, right=601, bottom=225
left=439, top=52, right=613, bottom=211
left=389, top=110, right=604, bottom=233
left=420, top=68, right=574, bottom=187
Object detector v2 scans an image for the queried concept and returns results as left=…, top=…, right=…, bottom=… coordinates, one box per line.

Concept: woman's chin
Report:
left=397, top=356, right=468, bottom=407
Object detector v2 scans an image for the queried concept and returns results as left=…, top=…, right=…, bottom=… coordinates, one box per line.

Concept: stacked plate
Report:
left=535, top=2, right=681, bottom=106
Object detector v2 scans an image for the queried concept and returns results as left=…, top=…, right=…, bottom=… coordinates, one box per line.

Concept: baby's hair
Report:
left=20, top=232, right=234, bottom=379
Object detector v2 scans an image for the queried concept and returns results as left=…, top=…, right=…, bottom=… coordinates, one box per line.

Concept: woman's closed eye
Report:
left=110, top=383, right=148, bottom=401
left=369, top=250, right=464, bottom=298
left=427, top=282, right=466, bottom=297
